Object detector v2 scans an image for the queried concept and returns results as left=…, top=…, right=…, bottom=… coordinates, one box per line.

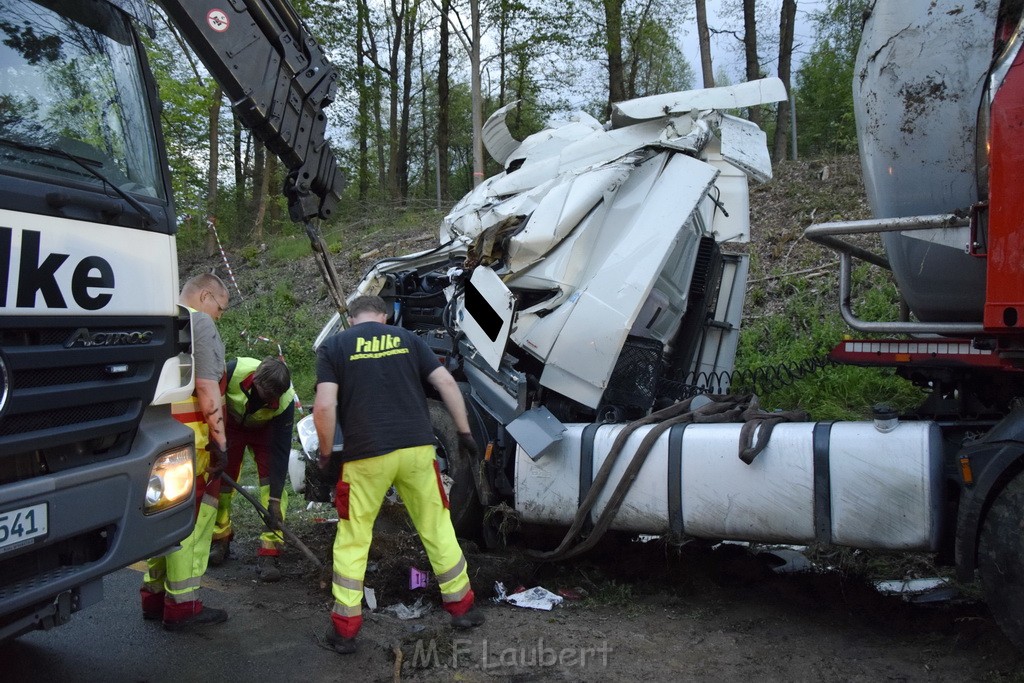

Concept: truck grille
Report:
left=0, top=401, right=136, bottom=436
left=0, top=315, right=179, bottom=479
left=603, top=336, right=663, bottom=415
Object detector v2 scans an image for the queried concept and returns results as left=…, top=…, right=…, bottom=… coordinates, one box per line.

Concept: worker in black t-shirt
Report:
left=312, top=295, right=485, bottom=655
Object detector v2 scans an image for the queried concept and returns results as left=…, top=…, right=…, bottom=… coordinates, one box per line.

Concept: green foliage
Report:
left=735, top=266, right=925, bottom=420
left=217, top=286, right=321, bottom=404
left=141, top=22, right=213, bottom=222
left=269, top=236, right=314, bottom=263
left=622, top=10, right=694, bottom=97
left=794, top=48, right=858, bottom=156
left=582, top=579, right=636, bottom=607
left=240, top=244, right=261, bottom=261
left=794, top=0, right=869, bottom=157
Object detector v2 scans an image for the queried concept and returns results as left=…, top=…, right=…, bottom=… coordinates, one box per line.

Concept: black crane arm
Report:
left=158, top=0, right=343, bottom=223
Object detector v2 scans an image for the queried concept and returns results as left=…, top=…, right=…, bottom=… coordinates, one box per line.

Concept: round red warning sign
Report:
left=206, top=9, right=229, bottom=32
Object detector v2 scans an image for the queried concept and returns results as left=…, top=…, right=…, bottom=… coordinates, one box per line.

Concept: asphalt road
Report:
left=0, top=564, right=351, bottom=682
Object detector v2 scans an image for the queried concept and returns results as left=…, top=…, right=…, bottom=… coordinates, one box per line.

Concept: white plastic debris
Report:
left=874, top=577, right=957, bottom=604
left=381, top=597, right=431, bottom=620
left=874, top=577, right=949, bottom=595
left=493, top=581, right=508, bottom=603
left=363, top=587, right=377, bottom=611
left=757, top=548, right=814, bottom=574
left=505, top=586, right=564, bottom=611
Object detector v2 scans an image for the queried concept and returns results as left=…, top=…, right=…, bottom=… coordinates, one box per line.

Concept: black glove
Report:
left=458, top=432, right=479, bottom=459
left=206, top=442, right=228, bottom=477
left=267, top=498, right=283, bottom=530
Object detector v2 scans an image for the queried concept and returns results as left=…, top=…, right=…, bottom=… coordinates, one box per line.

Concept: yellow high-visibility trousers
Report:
left=330, top=444, right=474, bottom=638
left=141, top=445, right=222, bottom=622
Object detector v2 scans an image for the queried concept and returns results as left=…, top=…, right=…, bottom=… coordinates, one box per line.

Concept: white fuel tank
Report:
left=515, top=421, right=943, bottom=550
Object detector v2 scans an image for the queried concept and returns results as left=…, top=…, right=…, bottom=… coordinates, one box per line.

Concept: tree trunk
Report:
left=419, top=25, right=431, bottom=197
left=205, top=86, right=222, bottom=257
left=498, top=0, right=507, bottom=105
left=397, top=0, right=419, bottom=200
left=470, top=0, right=483, bottom=186
left=232, top=114, right=244, bottom=228
left=437, top=0, right=450, bottom=199
left=266, top=154, right=281, bottom=227
left=743, top=0, right=760, bottom=125
left=251, top=141, right=264, bottom=219
left=623, top=0, right=656, bottom=100
left=356, top=0, right=370, bottom=202
left=773, top=0, right=797, bottom=161
left=252, top=146, right=271, bottom=241
left=604, top=0, right=625, bottom=117
left=386, top=0, right=405, bottom=199
left=695, top=0, right=714, bottom=88
left=513, top=50, right=528, bottom=132
left=374, top=70, right=386, bottom=191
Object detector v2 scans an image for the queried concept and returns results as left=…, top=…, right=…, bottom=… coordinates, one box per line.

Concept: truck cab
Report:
left=0, top=0, right=196, bottom=639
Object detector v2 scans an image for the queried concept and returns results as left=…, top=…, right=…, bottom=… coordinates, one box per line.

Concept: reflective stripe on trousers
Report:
left=213, top=423, right=286, bottom=552
left=142, top=466, right=219, bottom=615
left=330, top=444, right=473, bottom=638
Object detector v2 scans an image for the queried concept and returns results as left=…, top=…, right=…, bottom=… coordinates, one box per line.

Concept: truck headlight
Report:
left=145, top=446, right=194, bottom=514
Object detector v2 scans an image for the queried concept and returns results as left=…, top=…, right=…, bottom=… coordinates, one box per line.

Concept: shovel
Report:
left=219, top=473, right=330, bottom=589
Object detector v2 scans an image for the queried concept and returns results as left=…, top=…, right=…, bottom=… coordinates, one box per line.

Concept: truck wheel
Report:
left=428, top=400, right=483, bottom=538
left=977, top=468, right=1024, bottom=650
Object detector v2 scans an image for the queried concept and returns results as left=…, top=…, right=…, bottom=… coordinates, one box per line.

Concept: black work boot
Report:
left=164, top=606, right=229, bottom=632
left=257, top=555, right=282, bottom=582
left=208, top=539, right=230, bottom=566
left=451, top=607, right=485, bottom=630
left=325, top=629, right=358, bottom=654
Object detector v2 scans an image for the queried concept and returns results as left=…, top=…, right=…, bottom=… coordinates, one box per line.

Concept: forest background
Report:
left=154, top=0, right=865, bottom=244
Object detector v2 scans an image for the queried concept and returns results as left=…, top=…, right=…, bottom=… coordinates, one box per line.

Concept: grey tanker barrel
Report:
left=854, top=0, right=997, bottom=323
left=158, top=0, right=343, bottom=222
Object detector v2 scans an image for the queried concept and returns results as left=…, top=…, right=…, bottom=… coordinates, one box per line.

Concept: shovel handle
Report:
left=219, top=473, right=325, bottom=572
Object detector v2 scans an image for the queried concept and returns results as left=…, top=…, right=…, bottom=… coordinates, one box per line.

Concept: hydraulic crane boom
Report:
left=159, top=0, right=344, bottom=223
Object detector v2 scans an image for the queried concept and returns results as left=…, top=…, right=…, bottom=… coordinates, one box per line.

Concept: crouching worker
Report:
left=313, top=295, right=485, bottom=655
left=208, top=356, right=296, bottom=582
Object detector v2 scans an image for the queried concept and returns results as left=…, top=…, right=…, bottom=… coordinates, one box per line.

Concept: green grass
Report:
left=735, top=264, right=926, bottom=420
left=218, top=284, right=322, bottom=403
left=268, top=235, right=315, bottom=263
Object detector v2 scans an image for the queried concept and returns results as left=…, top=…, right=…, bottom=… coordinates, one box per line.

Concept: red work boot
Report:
left=140, top=589, right=164, bottom=621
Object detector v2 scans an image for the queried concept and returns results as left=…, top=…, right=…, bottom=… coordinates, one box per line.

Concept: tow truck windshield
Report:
left=0, top=0, right=163, bottom=199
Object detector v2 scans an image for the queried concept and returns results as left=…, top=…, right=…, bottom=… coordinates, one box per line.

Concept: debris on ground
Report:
left=382, top=597, right=432, bottom=620
left=505, top=586, right=564, bottom=611
left=874, top=577, right=957, bottom=604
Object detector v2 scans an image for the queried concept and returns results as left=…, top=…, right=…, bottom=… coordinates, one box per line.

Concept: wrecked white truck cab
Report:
left=318, top=78, right=785, bottom=412
left=302, top=77, right=945, bottom=562
left=305, top=79, right=827, bottom=533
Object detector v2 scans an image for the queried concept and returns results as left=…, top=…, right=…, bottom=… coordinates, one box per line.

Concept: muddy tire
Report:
left=428, top=399, right=482, bottom=538
left=977, top=468, right=1024, bottom=650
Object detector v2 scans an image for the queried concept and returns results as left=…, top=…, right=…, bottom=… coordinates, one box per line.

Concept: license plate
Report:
left=0, top=503, right=48, bottom=554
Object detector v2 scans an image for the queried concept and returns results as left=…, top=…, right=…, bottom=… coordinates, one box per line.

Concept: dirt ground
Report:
left=210, top=497, right=1023, bottom=682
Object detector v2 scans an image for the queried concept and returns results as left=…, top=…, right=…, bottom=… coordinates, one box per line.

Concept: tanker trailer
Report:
left=804, top=0, right=1024, bottom=649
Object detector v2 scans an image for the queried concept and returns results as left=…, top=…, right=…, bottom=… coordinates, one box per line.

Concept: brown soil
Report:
left=212, top=500, right=1022, bottom=681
